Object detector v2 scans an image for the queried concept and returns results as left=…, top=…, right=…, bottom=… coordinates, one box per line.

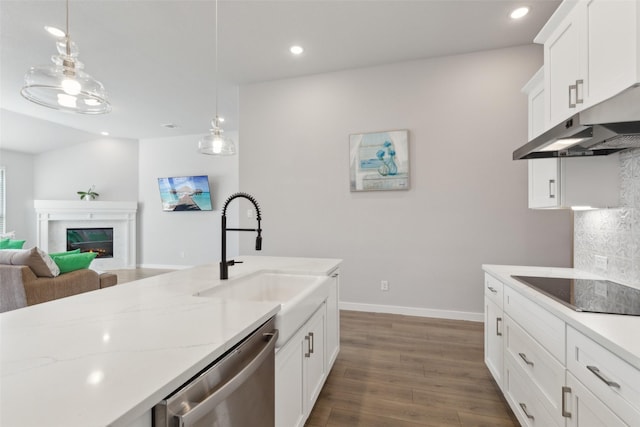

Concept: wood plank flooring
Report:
left=305, top=311, right=518, bottom=427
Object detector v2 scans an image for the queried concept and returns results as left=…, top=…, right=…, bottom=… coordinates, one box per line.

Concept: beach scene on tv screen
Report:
left=158, top=175, right=213, bottom=211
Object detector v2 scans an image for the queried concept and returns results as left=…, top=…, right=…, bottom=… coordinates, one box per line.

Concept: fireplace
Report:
left=67, top=228, right=114, bottom=258
left=35, top=200, right=137, bottom=269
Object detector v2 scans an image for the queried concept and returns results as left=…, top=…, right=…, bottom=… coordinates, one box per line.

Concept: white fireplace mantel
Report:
left=34, top=200, right=138, bottom=269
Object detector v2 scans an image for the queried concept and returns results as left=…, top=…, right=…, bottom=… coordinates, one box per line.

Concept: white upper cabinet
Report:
left=537, top=0, right=640, bottom=129
left=543, top=3, right=585, bottom=127
left=528, top=156, right=619, bottom=209
left=522, top=68, right=546, bottom=141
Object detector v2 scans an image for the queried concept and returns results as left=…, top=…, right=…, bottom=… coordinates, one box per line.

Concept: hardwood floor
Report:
left=306, top=311, right=518, bottom=427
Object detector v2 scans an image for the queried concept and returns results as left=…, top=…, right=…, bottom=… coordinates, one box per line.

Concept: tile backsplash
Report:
left=574, top=148, right=640, bottom=285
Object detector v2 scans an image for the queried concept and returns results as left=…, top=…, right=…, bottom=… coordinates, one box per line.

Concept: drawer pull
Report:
left=496, top=317, right=502, bottom=337
left=487, top=286, right=498, bottom=293
left=304, top=334, right=311, bottom=358
left=587, top=365, right=620, bottom=388
left=562, top=386, right=572, bottom=418
left=518, top=352, right=534, bottom=367
left=519, top=403, right=535, bottom=420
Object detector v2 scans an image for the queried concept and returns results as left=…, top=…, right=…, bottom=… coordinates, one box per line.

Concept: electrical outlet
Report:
left=247, top=209, right=253, bottom=218
left=180, top=251, right=185, bottom=259
left=381, top=280, right=389, bottom=292
left=595, top=255, right=608, bottom=272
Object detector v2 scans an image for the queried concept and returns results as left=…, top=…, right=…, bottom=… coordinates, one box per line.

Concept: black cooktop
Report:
left=511, top=275, right=640, bottom=316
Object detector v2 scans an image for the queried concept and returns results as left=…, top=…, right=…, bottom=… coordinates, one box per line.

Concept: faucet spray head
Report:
left=255, top=235, right=262, bottom=251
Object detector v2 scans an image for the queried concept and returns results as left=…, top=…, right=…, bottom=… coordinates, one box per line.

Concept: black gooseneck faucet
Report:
left=220, top=192, right=262, bottom=280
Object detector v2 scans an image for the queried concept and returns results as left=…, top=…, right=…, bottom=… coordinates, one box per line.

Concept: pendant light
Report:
left=198, top=0, right=236, bottom=156
left=21, top=0, right=111, bottom=114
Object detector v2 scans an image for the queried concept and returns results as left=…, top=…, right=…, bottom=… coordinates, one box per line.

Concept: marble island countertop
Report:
left=483, top=264, right=640, bottom=371
left=0, top=256, right=341, bottom=427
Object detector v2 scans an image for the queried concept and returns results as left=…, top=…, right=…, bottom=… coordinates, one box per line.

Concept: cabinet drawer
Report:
left=567, top=326, right=640, bottom=425
left=485, top=274, right=504, bottom=309
left=504, top=356, right=561, bottom=427
left=504, top=314, right=565, bottom=423
left=565, top=372, right=627, bottom=427
left=504, top=286, right=565, bottom=363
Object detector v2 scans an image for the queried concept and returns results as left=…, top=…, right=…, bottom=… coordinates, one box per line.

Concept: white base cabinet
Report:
left=484, top=274, right=504, bottom=389
left=483, top=272, right=640, bottom=427
left=275, top=267, right=340, bottom=427
left=275, top=303, right=326, bottom=427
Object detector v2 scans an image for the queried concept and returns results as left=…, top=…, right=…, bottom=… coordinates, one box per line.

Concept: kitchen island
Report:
left=0, top=256, right=341, bottom=427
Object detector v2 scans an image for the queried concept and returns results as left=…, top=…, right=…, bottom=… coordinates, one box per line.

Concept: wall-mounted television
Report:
left=157, top=175, right=213, bottom=211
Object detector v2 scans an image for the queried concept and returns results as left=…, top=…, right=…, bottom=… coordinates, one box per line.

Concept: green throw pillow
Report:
left=50, top=252, right=98, bottom=274
left=0, top=239, right=26, bottom=249
left=48, top=249, right=81, bottom=257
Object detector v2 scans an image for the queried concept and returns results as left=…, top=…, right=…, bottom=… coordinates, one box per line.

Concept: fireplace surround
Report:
left=35, top=200, right=137, bottom=270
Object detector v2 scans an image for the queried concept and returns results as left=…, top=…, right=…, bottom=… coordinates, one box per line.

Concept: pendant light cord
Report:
left=65, top=0, right=70, bottom=56
left=214, top=0, right=219, bottom=124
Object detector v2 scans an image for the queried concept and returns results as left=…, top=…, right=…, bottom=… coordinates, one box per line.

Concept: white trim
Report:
left=137, top=263, right=192, bottom=270
left=339, top=301, right=483, bottom=323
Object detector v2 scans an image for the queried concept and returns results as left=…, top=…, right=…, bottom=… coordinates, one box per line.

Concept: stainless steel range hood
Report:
left=513, top=85, right=640, bottom=160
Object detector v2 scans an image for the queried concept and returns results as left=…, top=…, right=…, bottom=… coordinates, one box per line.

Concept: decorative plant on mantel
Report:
left=77, top=185, right=99, bottom=200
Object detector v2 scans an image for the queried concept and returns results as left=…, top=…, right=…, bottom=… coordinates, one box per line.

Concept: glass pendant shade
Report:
left=21, top=34, right=110, bottom=114
left=198, top=120, right=236, bottom=155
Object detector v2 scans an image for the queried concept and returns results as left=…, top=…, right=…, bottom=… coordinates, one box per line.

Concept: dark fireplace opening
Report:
left=66, top=228, right=114, bottom=258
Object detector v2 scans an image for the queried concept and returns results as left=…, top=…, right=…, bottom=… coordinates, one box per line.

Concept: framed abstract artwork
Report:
left=349, top=129, right=409, bottom=192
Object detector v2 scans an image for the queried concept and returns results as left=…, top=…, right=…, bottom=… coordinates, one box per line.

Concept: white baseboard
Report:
left=339, top=301, right=483, bottom=322
left=137, top=263, right=192, bottom=270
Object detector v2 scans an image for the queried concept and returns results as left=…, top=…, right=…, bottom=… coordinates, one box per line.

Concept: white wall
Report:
left=137, top=133, right=241, bottom=268
left=33, top=137, right=139, bottom=201
left=239, top=45, right=573, bottom=319
left=0, top=149, right=36, bottom=247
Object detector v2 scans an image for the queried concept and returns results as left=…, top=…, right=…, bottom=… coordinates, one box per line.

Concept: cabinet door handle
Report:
left=496, top=317, right=502, bottom=337
left=309, top=332, right=315, bottom=354
left=587, top=365, right=620, bottom=388
left=304, top=334, right=311, bottom=358
left=487, top=286, right=498, bottom=294
left=562, top=386, right=572, bottom=418
left=518, top=352, right=535, bottom=367
left=569, top=84, right=577, bottom=108
left=519, top=403, right=535, bottom=420
left=548, top=179, right=556, bottom=199
left=331, top=273, right=339, bottom=278
left=575, top=79, right=584, bottom=104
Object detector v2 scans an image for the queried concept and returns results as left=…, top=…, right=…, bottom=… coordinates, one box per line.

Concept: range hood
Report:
left=513, top=85, right=640, bottom=160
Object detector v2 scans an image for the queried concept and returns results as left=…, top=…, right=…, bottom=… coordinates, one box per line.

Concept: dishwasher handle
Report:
left=176, top=329, right=278, bottom=427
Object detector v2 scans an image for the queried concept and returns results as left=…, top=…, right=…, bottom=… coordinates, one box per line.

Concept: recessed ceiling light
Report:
left=510, top=6, right=530, bottom=19
left=290, top=45, right=304, bottom=55
left=100, top=131, right=109, bottom=136
left=44, top=25, right=65, bottom=38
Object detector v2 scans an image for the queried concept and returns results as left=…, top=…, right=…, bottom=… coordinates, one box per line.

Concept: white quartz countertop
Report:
left=483, top=264, right=640, bottom=371
left=0, top=256, right=341, bottom=427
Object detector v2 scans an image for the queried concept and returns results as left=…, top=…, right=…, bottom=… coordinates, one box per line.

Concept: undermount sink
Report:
left=197, top=272, right=330, bottom=347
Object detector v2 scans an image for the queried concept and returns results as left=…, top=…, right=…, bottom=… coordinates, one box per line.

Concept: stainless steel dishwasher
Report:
left=153, top=318, right=278, bottom=427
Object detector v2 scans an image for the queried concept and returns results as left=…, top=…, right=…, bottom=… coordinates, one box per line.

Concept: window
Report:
left=0, top=167, right=5, bottom=234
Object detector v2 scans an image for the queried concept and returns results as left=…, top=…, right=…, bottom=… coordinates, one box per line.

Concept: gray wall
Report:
left=238, top=45, right=573, bottom=318
left=33, top=137, right=138, bottom=201
left=0, top=149, right=36, bottom=247
left=575, top=148, right=640, bottom=285
left=137, top=133, right=241, bottom=268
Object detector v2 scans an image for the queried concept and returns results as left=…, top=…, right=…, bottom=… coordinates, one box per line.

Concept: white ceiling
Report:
left=0, top=0, right=560, bottom=154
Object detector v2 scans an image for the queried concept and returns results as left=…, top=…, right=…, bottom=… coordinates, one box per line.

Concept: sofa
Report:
left=0, top=247, right=118, bottom=313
